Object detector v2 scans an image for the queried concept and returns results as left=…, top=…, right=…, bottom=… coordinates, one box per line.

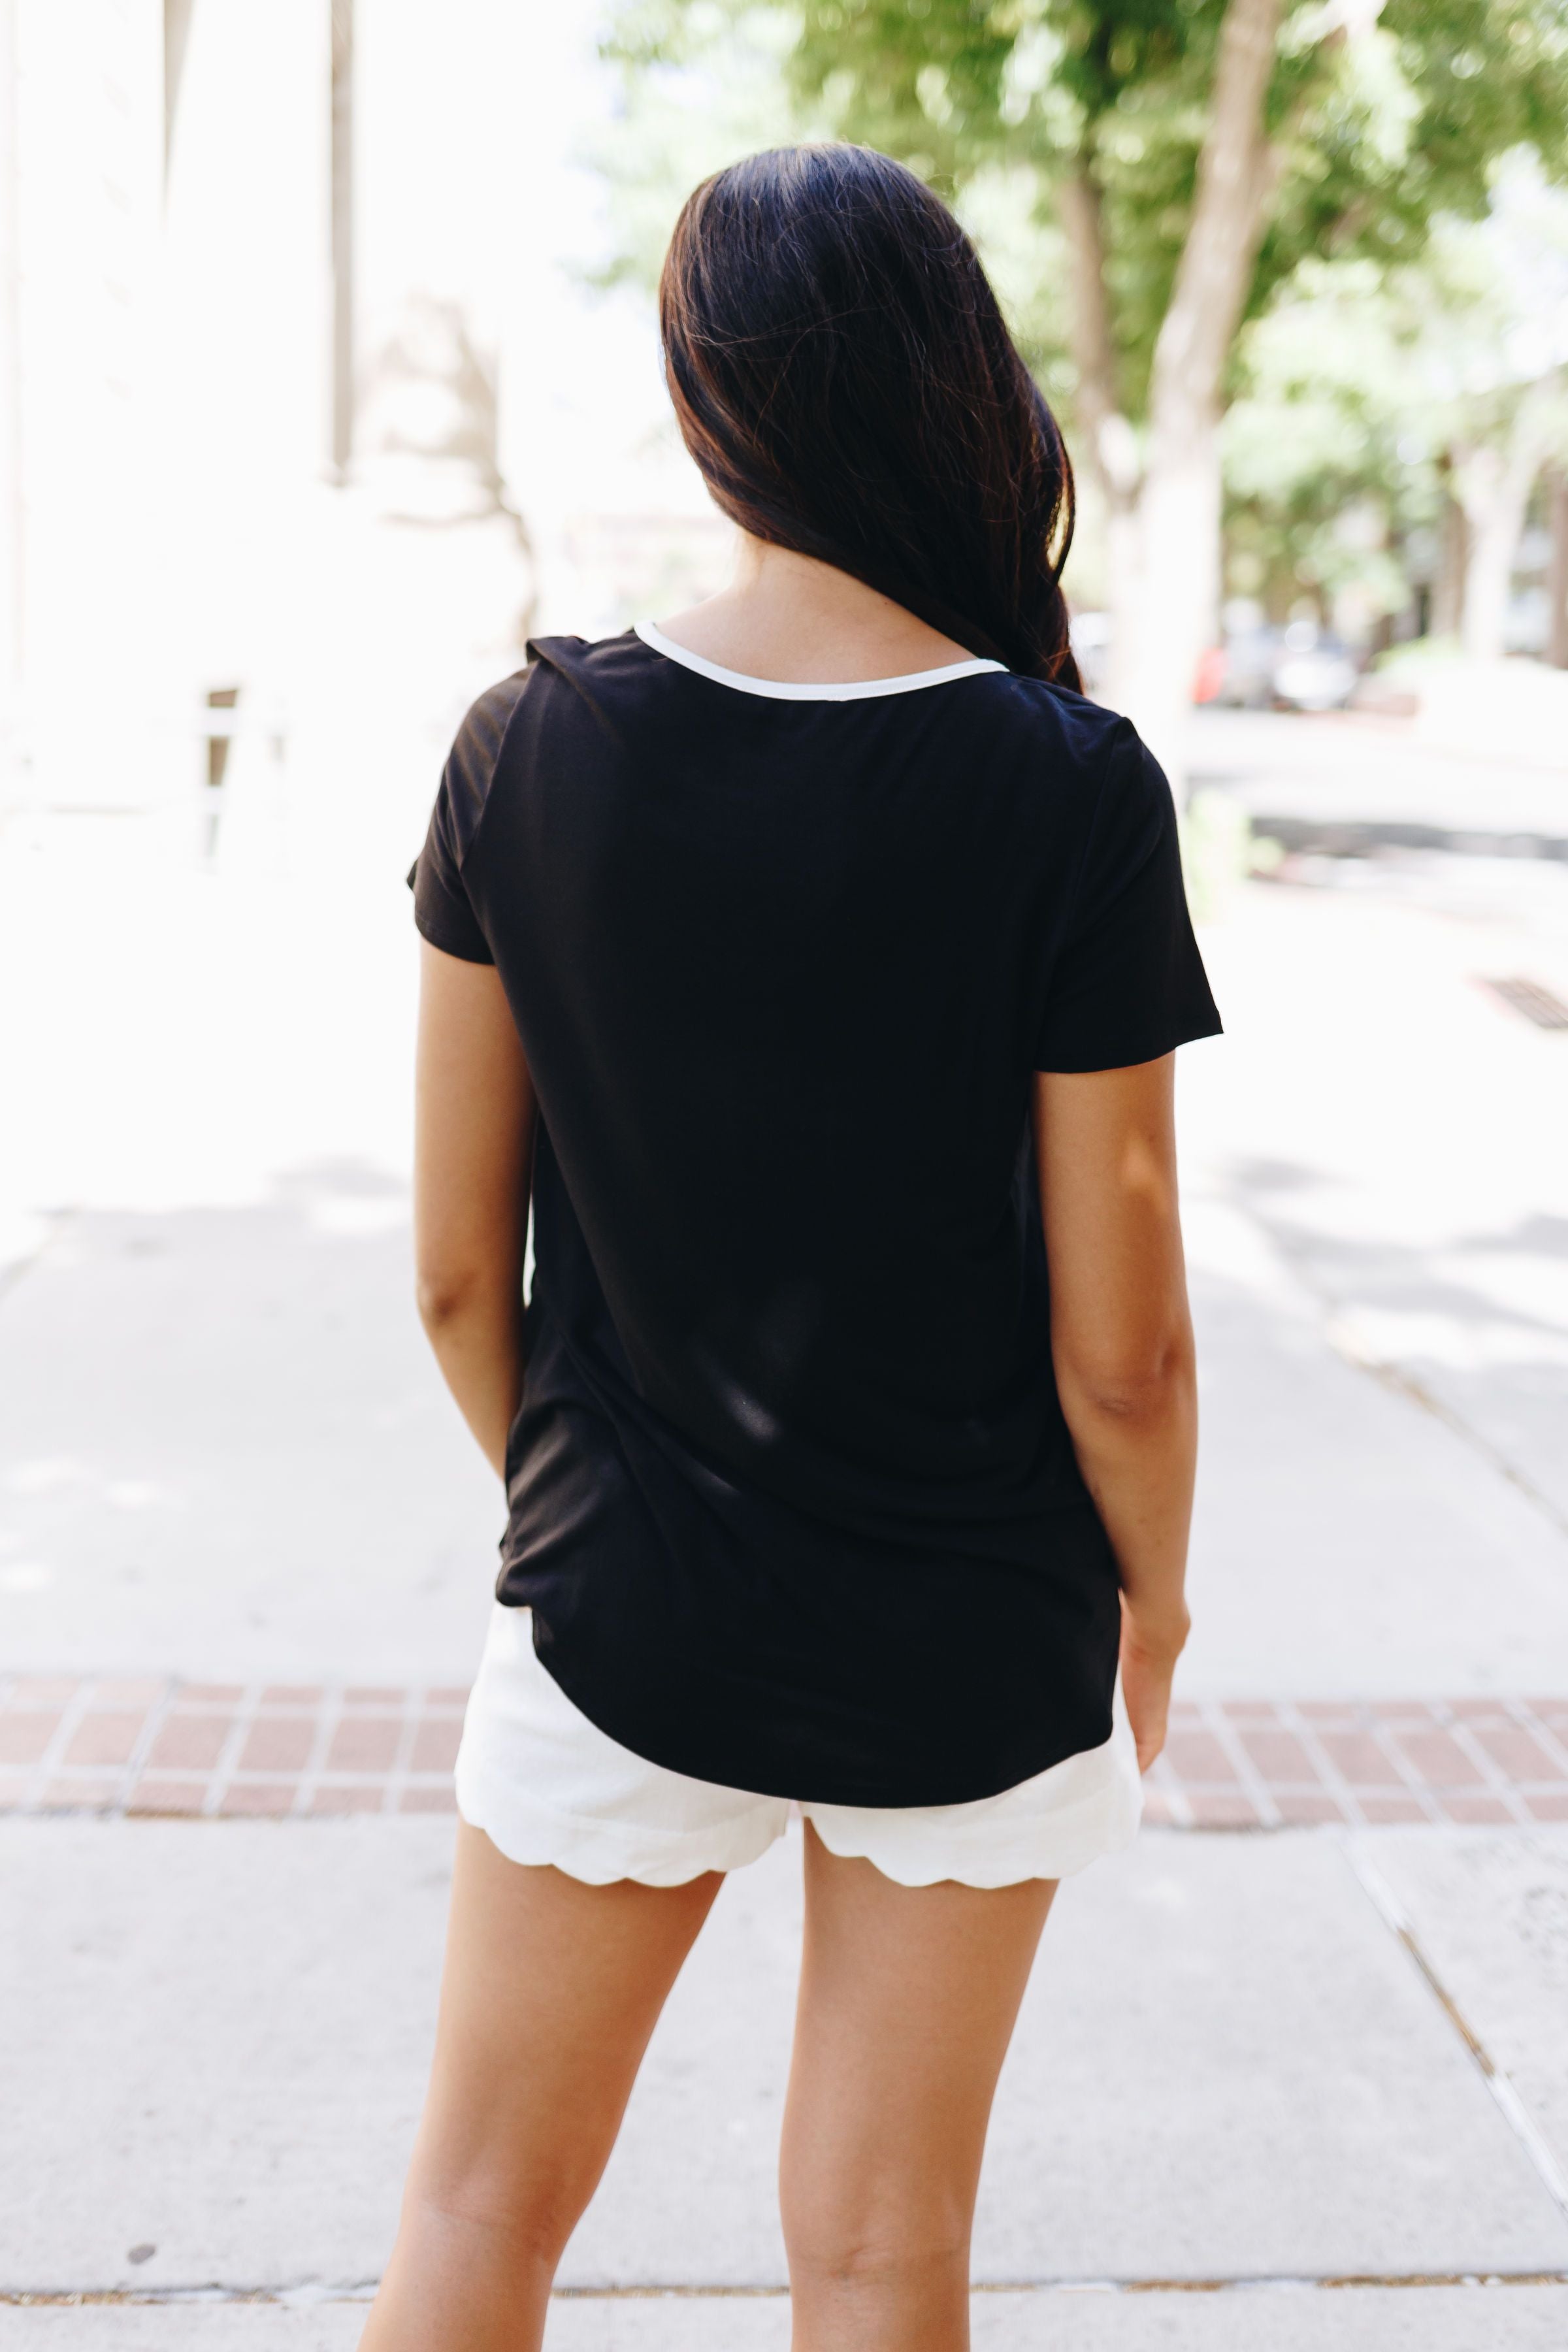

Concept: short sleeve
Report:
left=407, top=672, right=531, bottom=965
left=1034, top=719, right=1222, bottom=1072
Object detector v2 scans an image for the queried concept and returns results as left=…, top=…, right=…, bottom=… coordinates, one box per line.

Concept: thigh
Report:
left=404, top=1821, right=723, bottom=2238
left=780, top=1823, right=1056, bottom=2251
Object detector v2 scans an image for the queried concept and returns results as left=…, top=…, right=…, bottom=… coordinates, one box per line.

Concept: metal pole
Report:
left=163, top=0, right=195, bottom=181
left=0, top=0, right=24, bottom=708
left=330, top=0, right=353, bottom=482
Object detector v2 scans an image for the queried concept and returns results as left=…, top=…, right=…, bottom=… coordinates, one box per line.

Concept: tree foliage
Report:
left=776, top=0, right=1568, bottom=420
left=1222, top=160, right=1568, bottom=629
left=596, top=1, right=1568, bottom=676
left=591, top=5, right=821, bottom=292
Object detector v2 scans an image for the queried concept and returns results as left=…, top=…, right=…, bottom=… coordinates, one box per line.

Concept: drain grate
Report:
left=1480, top=975, right=1568, bottom=1030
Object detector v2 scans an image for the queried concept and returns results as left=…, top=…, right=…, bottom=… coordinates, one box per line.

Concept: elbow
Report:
left=1058, top=1331, right=1196, bottom=1424
left=416, top=1267, right=484, bottom=1335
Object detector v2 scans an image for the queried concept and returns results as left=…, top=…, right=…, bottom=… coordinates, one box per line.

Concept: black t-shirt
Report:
left=411, top=622, right=1221, bottom=1806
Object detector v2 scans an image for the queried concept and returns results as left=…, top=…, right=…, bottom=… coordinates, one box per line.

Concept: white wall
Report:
left=8, top=0, right=164, bottom=803
left=0, top=0, right=717, bottom=820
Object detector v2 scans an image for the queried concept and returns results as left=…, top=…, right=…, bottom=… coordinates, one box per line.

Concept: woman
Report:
left=365, top=144, right=1220, bottom=2351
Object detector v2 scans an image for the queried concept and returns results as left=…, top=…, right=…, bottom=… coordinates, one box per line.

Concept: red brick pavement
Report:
left=1, top=1680, right=1566, bottom=1826
left=0, top=1678, right=468, bottom=1820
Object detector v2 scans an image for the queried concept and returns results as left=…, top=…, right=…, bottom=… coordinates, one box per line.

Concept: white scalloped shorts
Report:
left=454, top=1604, right=1143, bottom=1889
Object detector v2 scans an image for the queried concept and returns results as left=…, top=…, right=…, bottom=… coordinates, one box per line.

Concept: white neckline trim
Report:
left=633, top=617, right=1005, bottom=701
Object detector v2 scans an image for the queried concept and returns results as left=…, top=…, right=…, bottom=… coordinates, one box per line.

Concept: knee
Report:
left=780, top=2176, right=969, bottom=2294
left=401, top=2151, right=585, bottom=2278
left=787, top=2227, right=969, bottom=2298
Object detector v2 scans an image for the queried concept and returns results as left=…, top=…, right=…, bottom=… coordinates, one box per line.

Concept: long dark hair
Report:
left=659, top=143, right=1079, bottom=688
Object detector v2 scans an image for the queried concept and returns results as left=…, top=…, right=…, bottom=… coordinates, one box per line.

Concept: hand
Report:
left=1119, top=1600, right=1190, bottom=1773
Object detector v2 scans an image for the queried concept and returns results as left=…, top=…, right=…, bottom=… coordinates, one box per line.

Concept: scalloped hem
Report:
left=451, top=1603, right=1144, bottom=1891
left=454, top=1748, right=786, bottom=1887
left=804, top=1768, right=1142, bottom=1889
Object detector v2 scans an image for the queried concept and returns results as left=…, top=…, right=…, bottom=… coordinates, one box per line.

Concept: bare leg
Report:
left=360, top=1822, right=722, bottom=2352
left=779, top=1823, right=1056, bottom=2352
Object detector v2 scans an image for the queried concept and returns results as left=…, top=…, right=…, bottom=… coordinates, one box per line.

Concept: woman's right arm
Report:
left=1032, top=1054, right=1197, bottom=1770
left=414, top=939, right=536, bottom=1480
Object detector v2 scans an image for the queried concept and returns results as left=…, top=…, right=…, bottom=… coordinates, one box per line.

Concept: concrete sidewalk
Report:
left=3, top=796, right=1568, bottom=2343
left=3, top=850, right=1565, bottom=1692
left=3, top=1196, right=1568, bottom=1694
left=2, top=1818, right=1566, bottom=2345
left=8, top=2299, right=1568, bottom=2350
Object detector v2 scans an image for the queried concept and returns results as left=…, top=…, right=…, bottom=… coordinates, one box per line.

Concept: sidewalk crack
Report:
left=7, top=2271, right=1568, bottom=2307
left=1345, top=1842, right=1568, bottom=2228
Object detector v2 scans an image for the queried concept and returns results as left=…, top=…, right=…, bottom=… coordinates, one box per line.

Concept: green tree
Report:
left=1222, top=161, right=1568, bottom=658
left=606, top=0, right=1568, bottom=772
left=1219, top=257, right=1439, bottom=634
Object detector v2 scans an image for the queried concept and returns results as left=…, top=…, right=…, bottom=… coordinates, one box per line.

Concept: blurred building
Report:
left=0, top=0, right=721, bottom=841
left=1, top=1, right=167, bottom=804
left=0, top=0, right=338, bottom=813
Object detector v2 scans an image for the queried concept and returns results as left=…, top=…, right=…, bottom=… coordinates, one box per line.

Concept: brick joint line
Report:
left=1, top=1682, right=1565, bottom=1825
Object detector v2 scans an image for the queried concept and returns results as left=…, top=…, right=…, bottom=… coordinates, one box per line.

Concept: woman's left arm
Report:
left=413, top=939, right=536, bottom=1479
left=1034, top=1054, right=1198, bottom=1769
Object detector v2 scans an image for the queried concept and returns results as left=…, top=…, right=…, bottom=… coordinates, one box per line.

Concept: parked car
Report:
left=1068, top=608, right=1113, bottom=700
left=1206, top=619, right=1358, bottom=711
left=1271, top=621, right=1359, bottom=711
left=1207, top=624, right=1279, bottom=708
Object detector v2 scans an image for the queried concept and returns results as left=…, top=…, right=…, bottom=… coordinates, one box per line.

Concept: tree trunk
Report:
left=1429, top=472, right=1466, bottom=640
left=1107, top=0, right=1284, bottom=789
left=1121, top=427, right=1223, bottom=762
left=1457, top=449, right=1521, bottom=661
left=1055, top=163, right=1143, bottom=708
left=1548, top=466, right=1568, bottom=670
left=1456, top=378, right=1560, bottom=662
left=1056, top=168, right=1139, bottom=515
